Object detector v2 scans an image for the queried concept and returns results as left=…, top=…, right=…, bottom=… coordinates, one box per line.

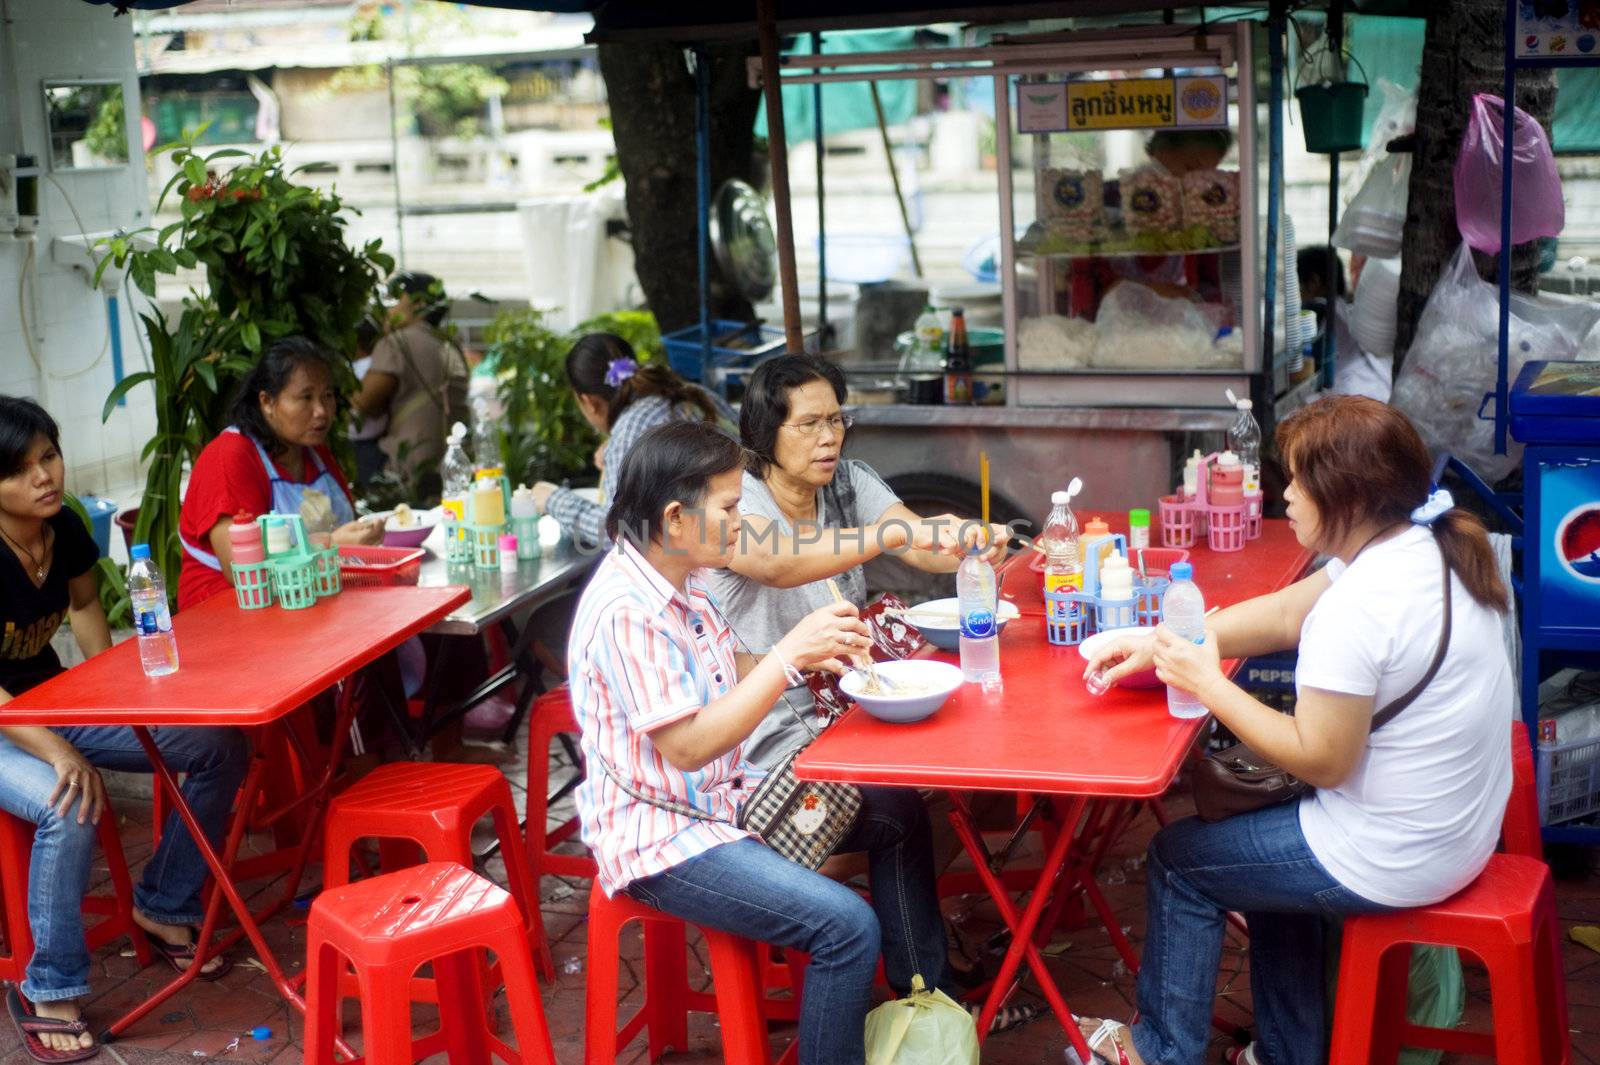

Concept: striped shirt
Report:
left=569, top=539, right=754, bottom=895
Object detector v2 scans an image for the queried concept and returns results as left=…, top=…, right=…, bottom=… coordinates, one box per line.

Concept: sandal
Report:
left=966, top=1000, right=1042, bottom=1035
left=1224, top=1043, right=1260, bottom=1065
left=1075, top=1017, right=1138, bottom=1065
left=149, top=930, right=232, bottom=981
left=6, top=988, right=99, bottom=1064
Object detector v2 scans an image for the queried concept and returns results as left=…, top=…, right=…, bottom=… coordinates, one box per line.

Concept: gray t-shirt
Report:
left=706, top=460, right=900, bottom=769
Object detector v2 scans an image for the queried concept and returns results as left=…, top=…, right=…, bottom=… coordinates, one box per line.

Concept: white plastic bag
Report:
left=1391, top=244, right=1600, bottom=482
left=1333, top=153, right=1410, bottom=259
left=863, top=976, right=978, bottom=1065
left=1091, top=282, right=1232, bottom=369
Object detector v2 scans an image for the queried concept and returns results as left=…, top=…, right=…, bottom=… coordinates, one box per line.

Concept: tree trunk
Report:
left=1393, top=0, right=1556, bottom=373
left=597, top=40, right=763, bottom=334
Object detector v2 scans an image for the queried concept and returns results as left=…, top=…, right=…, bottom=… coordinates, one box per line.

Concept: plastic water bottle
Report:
left=441, top=422, right=474, bottom=498
left=1161, top=562, right=1206, bottom=718
left=1228, top=398, right=1262, bottom=497
left=957, top=547, right=1000, bottom=684
left=470, top=390, right=501, bottom=469
left=127, top=545, right=178, bottom=677
left=913, top=304, right=944, bottom=364
left=1040, top=490, right=1081, bottom=593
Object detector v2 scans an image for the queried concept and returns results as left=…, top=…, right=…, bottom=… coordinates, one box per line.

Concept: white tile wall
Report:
left=1, top=0, right=154, bottom=505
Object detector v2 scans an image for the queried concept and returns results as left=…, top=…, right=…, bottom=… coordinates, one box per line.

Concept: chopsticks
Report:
left=828, top=579, right=886, bottom=694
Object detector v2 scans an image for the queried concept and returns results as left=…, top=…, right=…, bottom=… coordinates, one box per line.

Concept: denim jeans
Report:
left=1131, top=802, right=1395, bottom=1065
left=0, top=726, right=250, bottom=1002
left=625, top=785, right=950, bottom=1065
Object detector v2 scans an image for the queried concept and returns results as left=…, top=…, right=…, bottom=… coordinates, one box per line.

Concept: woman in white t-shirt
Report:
left=1079, top=395, right=1513, bottom=1065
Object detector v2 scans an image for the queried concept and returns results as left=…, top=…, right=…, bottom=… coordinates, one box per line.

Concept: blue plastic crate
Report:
left=662, top=319, right=787, bottom=383
left=79, top=496, right=118, bottom=556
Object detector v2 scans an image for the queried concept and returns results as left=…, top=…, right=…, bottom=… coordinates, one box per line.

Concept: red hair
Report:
left=1276, top=396, right=1507, bottom=611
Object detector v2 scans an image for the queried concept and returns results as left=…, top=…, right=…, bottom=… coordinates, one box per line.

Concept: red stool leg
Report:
left=703, top=931, right=773, bottom=1065
left=1535, top=883, right=1571, bottom=1064
left=584, top=895, right=626, bottom=1065
left=303, top=938, right=344, bottom=1065
left=356, top=965, right=428, bottom=1065
left=435, top=946, right=494, bottom=1065
left=495, top=929, right=559, bottom=1065
left=644, top=919, right=690, bottom=1058
left=1328, top=930, right=1409, bottom=1065
left=0, top=814, right=35, bottom=984
left=488, top=782, right=554, bottom=980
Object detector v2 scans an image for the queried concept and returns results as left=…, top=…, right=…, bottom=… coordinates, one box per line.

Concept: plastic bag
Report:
left=1091, top=282, right=1233, bottom=369
left=1392, top=244, right=1600, bottom=482
left=1334, top=153, right=1410, bottom=259
left=1454, top=93, right=1564, bottom=254
left=863, top=976, right=978, bottom=1065
left=1327, top=931, right=1464, bottom=1065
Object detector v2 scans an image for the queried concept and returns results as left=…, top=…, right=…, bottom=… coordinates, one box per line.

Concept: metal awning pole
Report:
left=387, top=59, right=406, bottom=268
left=813, top=31, right=827, bottom=344
left=757, top=0, right=804, bottom=351
left=695, top=46, right=713, bottom=388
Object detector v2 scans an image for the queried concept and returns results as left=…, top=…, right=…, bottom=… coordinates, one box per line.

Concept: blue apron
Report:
left=182, top=427, right=355, bottom=571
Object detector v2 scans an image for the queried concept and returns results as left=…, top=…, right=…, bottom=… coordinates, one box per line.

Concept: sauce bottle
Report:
left=943, top=307, right=973, bottom=405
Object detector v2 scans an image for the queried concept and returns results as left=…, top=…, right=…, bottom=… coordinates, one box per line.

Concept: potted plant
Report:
left=96, top=133, right=393, bottom=598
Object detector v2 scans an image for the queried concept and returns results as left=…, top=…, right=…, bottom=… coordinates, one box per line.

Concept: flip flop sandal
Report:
left=965, top=1001, right=1042, bottom=1035
left=149, top=932, right=233, bottom=981
left=6, top=988, right=99, bottom=1064
left=1224, top=1043, right=1260, bottom=1065
left=1076, top=1018, right=1135, bottom=1065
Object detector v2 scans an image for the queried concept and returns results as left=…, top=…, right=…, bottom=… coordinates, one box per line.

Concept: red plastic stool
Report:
left=585, top=883, right=774, bottom=1065
left=524, top=686, right=596, bottom=881
left=323, top=762, right=552, bottom=982
left=1328, top=723, right=1569, bottom=1065
left=0, top=807, right=151, bottom=983
left=305, top=862, right=555, bottom=1065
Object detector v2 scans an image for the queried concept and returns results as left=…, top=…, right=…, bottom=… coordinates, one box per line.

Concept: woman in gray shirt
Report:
left=707, top=354, right=1007, bottom=769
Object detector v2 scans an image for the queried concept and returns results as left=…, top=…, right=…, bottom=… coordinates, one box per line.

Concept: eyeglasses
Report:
left=781, top=414, right=854, bottom=438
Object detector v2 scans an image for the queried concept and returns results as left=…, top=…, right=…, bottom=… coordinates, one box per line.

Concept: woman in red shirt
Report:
left=178, top=337, right=383, bottom=611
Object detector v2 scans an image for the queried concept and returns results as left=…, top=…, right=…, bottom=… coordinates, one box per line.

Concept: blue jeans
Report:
left=625, top=786, right=950, bottom=1065
left=1131, top=802, right=1394, bottom=1065
left=0, top=726, right=250, bottom=1002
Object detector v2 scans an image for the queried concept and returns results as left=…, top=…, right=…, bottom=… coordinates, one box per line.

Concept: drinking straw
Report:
left=980, top=451, right=990, bottom=529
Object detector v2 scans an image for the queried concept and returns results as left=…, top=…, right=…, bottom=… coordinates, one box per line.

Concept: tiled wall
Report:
left=1, top=0, right=155, bottom=504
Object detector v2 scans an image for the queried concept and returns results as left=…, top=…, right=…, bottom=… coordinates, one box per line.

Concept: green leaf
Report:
left=203, top=148, right=250, bottom=163
left=183, top=156, right=207, bottom=186
left=271, top=230, right=287, bottom=262
left=174, top=249, right=198, bottom=269
left=102, top=371, right=155, bottom=421
left=241, top=321, right=261, bottom=353
left=194, top=358, right=218, bottom=391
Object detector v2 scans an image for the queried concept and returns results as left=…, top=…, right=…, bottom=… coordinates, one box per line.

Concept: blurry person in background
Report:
left=352, top=271, right=470, bottom=502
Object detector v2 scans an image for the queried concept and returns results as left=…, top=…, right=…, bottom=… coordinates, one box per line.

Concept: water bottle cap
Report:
left=1051, top=490, right=1069, bottom=504
left=1235, top=398, right=1253, bottom=411
left=1170, top=561, right=1193, bottom=581
left=131, top=544, right=151, bottom=561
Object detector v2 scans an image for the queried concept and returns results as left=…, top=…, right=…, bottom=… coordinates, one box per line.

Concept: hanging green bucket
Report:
left=1295, top=47, right=1369, bottom=154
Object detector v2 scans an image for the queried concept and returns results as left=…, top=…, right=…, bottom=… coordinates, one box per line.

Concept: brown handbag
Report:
left=1191, top=548, right=1453, bottom=824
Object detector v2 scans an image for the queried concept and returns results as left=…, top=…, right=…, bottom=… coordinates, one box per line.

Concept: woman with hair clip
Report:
left=1078, top=395, right=1514, bottom=1065
left=0, top=396, right=248, bottom=1061
left=529, top=332, right=728, bottom=546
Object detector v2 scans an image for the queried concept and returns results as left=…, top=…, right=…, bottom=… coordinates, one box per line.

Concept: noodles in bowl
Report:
left=839, top=660, right=964, bottom=723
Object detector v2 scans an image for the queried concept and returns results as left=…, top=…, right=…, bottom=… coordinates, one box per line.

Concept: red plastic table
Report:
left=0, top=584, right=469, bottom=1050
left=796, top=520, right=1313, bottom=1058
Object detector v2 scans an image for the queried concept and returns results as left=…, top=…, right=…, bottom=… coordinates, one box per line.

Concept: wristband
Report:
left=771, top=647, right=806, bottom=688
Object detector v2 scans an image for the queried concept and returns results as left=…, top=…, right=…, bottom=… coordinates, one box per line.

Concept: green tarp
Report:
left=755, top=29, right=921, bottom=142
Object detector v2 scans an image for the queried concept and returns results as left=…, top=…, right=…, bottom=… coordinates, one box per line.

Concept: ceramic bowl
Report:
left=1077, top=626, right=1161, bottom=688
left=900, top=597, right=1020, bottom=652
left=839, top=660, right=964, bottom=723
left=383, top=511, right=439, bottom=548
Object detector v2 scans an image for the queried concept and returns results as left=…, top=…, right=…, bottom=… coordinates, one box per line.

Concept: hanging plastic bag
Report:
left=1327, top=930, right=1464, bottom=1065
left=1391, top=244, right=1600, bottom=482
left=863, top=976, right=978, bottom=1065
left=1334, top=154, right=1410, bottom=259
left=1454, top=93, right=1564, bottom=254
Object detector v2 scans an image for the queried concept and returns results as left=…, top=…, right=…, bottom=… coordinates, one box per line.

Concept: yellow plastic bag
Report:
left=864, top=975, right=979, bottom=1065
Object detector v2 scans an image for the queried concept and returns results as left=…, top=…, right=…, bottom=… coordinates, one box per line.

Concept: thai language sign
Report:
left=1016, top=75, right=1229, bottom=134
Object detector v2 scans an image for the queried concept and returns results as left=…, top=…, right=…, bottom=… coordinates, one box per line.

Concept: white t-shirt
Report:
left=1296, top=525, right=1512, bottom=908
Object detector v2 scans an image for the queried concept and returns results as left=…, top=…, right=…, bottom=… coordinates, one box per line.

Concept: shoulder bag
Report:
left=1191, top=546, right=1453, bottom=823
left=599, top=684, right=862, bottom=870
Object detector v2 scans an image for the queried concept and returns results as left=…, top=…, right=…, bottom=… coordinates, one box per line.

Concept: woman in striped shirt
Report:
left=569, top=421, right=956, bottom=1065
left=530, top=332, right=730, bottom=546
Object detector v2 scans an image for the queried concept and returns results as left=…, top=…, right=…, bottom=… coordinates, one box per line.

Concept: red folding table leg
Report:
left=948, top=792, right=1095, bottom=1065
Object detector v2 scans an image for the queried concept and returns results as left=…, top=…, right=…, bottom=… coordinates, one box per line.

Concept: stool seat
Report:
left=330, top=761, right=509, bottom=828
left=306, top=863, right=555, bottom=1065
left=1383, top=853, right=1547, bottom=937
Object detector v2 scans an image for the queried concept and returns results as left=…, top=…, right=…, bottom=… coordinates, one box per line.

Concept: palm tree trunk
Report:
left=1393, top=0, right=1556, bottom=373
